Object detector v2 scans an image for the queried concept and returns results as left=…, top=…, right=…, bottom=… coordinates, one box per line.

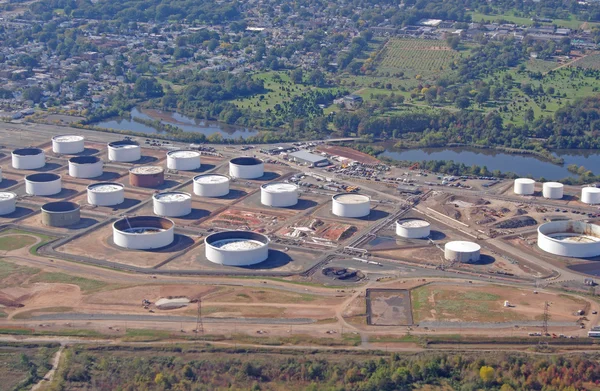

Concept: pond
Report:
left=93, top=107, right=260, bottom=140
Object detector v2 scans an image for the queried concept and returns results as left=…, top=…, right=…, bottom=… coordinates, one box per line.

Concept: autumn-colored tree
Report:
left=480, top=365, right=495, bottom=384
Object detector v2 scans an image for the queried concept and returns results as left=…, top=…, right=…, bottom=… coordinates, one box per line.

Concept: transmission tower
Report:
left=541, top=301, right=549, bottom=335
left=195, top=298, right=204, bottom=334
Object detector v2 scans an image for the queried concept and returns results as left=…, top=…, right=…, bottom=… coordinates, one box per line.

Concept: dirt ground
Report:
left=316, top=145, right=380, bottom=164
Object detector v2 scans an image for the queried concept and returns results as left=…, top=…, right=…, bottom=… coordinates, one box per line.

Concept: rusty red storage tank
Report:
left=129, top=166, right=164, bottom=188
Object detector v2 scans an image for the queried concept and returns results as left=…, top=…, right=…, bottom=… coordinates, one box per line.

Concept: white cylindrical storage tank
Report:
left=113, top=216, right=174, bottom=250
left=52, top=135, right=85, bottom=154
left=153, top=192, right=192, bottom=217
left=514, top=178, right=535, bottom=195
left=68, top=156, right=103, bottom=178
left=167, top=150, right=201, bottom=171
left=332, top=193, right=370, bottom=218
left=537, top=220, right=600, bottom=258
left=261, top=182, right=298, bottom=207
left=193, top=174, right=230, bottom=197
left=87, top=182, right=125, bottom=206
left=396, top=218, right=431, bottom=239
left=0, top=167, right=3, bottom=183
left=25, top=173, right=61, bottom=196
left=229, top=157, right=264, bottom=179
left=0, top=192, right=17, bottom=215
left=205, top=231, right=269, bottom=266
left=444, top=241, right=481, bottom=263
left=543, top=182, right=564, bottom=199
left=581, top=187, right=600, bottom=205
left=12, top=148, right=45, bottom=170
left=107, top=140, right=141, bottom=162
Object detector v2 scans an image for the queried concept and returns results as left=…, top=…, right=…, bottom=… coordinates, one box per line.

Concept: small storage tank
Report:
left=0, top=192, right=17, bottom=215
left=261, top=182, right=298, bottom=207
left=87, top=182, right=125, bottom=206
left=129, top=166, right=164, bottom=188
left=41, top=201, right=80, bottom=227
left=205, top=230, right=269, bottom=266
left=444, top=241, right=481, bottom=263
left=542, top=182, right=564, bottom=199
left=193, top=174, right=230, bottom=197
left=113, top=216, right=174, bottom=250
left=12, top=148, right=45, bottom=170
left=107, top=140, right=141, bottom=162
left=0, top=167, right=3, bottom=183
left=396, top=218, right=431, bottom=239
left=52, top=135, right=85, bottom=154
left=68, top=156, right=103, bottom=178
left=167, top=150, right=201, bottom=171
left=514, top=178, right=535, bottom=195
left=332, top=193, right=370, bottom=218
left=229, top=157, right=264, bottom=179
left=581, top=187, right=600, bottom=205
left=25, top=173, right=61, bottom=196
left=153, top=192, right=192, bottom=217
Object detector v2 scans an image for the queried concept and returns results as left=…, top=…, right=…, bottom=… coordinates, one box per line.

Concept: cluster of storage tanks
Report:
left=513, top=178, right=600, bottom=204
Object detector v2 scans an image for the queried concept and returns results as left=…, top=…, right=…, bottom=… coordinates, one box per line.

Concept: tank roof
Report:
left=582, top=187, right=600, bottom=193
left=0, top=192, right=16, bottom=201
left=194, top=174, right=229, bottom=184
left=515, top=178, right=535, bottom=184
left=230, top=156, right=263, bottom=166
left=397, top=218, right=430, bottom=228
left=25, top=173, right=60, bottom=182
left=130, top=166, right=163, bottom=175
left=42, top=201, right=79, bottom=213
left=544, top=182, right=563, bottom=188
left=261, top=182, right=297, bottom=193
left=13, top=148, right=43, bottom=156
left=87, top=183, right=124, bottom=192
left=52, top=135, right=84, bottom=142
left=108, top=140, right=139, bottom=148
left=445, top=241, right=481, bottom=252
left=205, top=230, right=269, bottom=248
left=113, top=216, right=174, bottom=232
left=333, top=193, right=370, bottom=204
left=167, top=150, right=201, bottom=158
left=69, top=156, right=101, bottom=164
left=210, top=238, right=264, bottom=250
left=153, top=192, right=191, bottom=202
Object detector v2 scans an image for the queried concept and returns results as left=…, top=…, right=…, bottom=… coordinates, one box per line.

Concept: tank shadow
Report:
left=109, top=198, right=141, bottom=210
left=133, top=156, right=158, bottom=164
left=177, top=209, right=211, bottom=220
left=90, top=171, right=122, bottom=181
left=251, top=172, right=281, bottom=181
left=191, top=164, right=216, bottom=173
left=471, top=254, right=495, bottom=266
left=45, top=188, right=78, bottom=199
left=0, top=206, right=33, bottom=219
left=64, top=218, right=98, bottom=230
left=148, top=234, right=195, bottom=253
left=215, top=189, right=247, bottom=200
left=34, top=163, right=62, bottom=172
left=428, top=230, right=446, bottom=240
left=282, top=199, right=318, bottom=211
left=358, top=209, right=390, bottom=221
left=240, top=249, right=292, bottom=269
left=0, top=179, right=18, bottom=189
left=74, top=148, right=100, bottom=156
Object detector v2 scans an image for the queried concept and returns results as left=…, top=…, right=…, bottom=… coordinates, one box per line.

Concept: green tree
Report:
left=74, top=81, right=89, bottom=99
left=134, top=77, right=164, bottom=99
left=22, top=86, right=43, bottom=103
left=290, top=68, right=303, bottom=84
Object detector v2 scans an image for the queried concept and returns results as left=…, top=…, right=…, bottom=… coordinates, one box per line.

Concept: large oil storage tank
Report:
left=107, top=140, right=141, bottom=162
left=68, top=156, right=103, bottom=178
left=581, top=187, right=600, bottom=205
left=229, top=157, right=264, bottom=179
left=444, top=241, right=481, bottom=263
left=41, top=201, right=80, bottom=227
left=205, top=231, right=269, bottom=266
left=514, top=178, right=535, bottom=195
left=396, top=218, right=431, bottom=239
left=543, top=182, right=564, bottom=199
left=52, top=135, right=84, bottom=154
left=0, top=192, right=17, bottom=215
left=538, top=220, right=600, bottom=258
left=87, top=182, right=125, bottom=206
left=261, top=182, right=298, bottom=207
left=332, top=193, right=370, bottom=218
left=12, top=148, right=45, bottom=170
left=25, top=173, right=61, bottom=196
left=193, top=174, right=230, bottom=197
left=129, top=166, right=164, bottom=188
left=153, top=192, right=192, bottom=217
left=167, top=150, right=201, bottom=171
left=113, top=216, right=174, bottom=250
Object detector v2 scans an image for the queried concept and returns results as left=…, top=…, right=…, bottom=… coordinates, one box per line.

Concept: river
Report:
left=381, top=146, right=600, bottom=180
left=94, top=107, right=260, bottom=140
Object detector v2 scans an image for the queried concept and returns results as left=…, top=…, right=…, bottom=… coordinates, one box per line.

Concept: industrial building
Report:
left=514, top=178, right=535, bottom=195
left=261, top=182, right=298, bottom=207
left=108, top=140, right=141, bottom=162
left=0, top=192, right=16, bottom=215
left=41, top=201, right=81, bottom=227
left=25, top=173, right=61, bottom=196
left=537, top=220, right=600, bottom=258
left=444, top=241, right=481, bottom=263
left=193, top=174, right=230, bottom=197
left=332, top=193, right=370, bottom=218
left=52, top=135, right=85, bottom=154
left=68, top=156, right=103, bottom=178
left=396, top=218, right=431, bottom=239
left=542, top=182, right=564, bottom=199
left=87, top=182, right=125, bottom=206
left=288, top=150, right=329, bottom=167
left=205, top=230, right=269, bottom=266
left=229, top=157, right=264, bottom=179
left=12, top=148, right=45, bottom=170
left=113, top=216, right=174, bottom=250
left=153, top=192, right=192, bottom=217
left=167, top=150, right=201, bottom=171
left=129, top=166, right=165, bottom=188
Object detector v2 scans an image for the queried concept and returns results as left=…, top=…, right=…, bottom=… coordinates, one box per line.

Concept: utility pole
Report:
left=195, top=298, right=203, bottom=334
left=542, top=301, right=549, bottom=335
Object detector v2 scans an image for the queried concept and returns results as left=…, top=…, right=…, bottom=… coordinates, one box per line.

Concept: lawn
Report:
left=469, top=11, right=599, bottom=29
left=0, top=235, right=37, bottom=251
left=29, top=272, right=109, bottom=293
left=0, top=259, right=40, bottom=288
left=0, top=229, right=56, bottom=255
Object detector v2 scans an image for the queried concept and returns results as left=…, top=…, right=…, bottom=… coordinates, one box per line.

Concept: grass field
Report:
left=0, top=345, right=59, bottom=390
left=0, top=259, right=40, bottom=289
left=29, top=272, right=109, bottom=293
left=0, top=235, right=37, bottom=251
left=570, top=53, right=600, bottom=70
left=469, top=11, right=600, bottom=29
left=0, top=229, right=56, bottom=255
